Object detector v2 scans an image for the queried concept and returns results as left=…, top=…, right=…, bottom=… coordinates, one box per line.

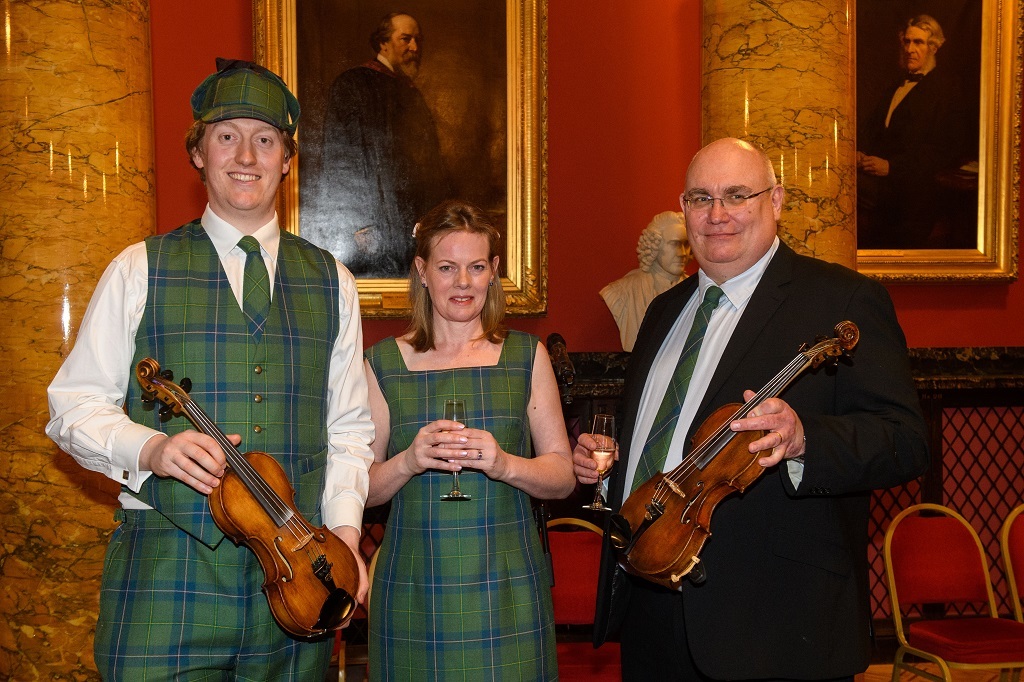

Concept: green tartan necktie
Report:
left=238, top=236, right=270, bottom=341
left=630, top=285, right=725, bottom=493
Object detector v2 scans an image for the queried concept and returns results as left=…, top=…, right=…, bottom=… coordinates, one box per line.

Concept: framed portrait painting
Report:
left=854, top=0, right=1019, bottom=282
left=254, top=0, right=547, bottom=316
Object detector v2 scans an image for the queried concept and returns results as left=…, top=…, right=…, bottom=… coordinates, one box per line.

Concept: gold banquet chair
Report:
left=1002, top=504, right=1024, bottom=623
left=333, top=549, right=380, bottom=682
left=883, top=503, right=1024, bottom=682
left=546, top=517, right=621, bottom=681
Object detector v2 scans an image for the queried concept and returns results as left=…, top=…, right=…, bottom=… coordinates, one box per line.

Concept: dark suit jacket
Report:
left=594, top=242, right=929, bottom=679
left=858, top=69, right=958, bottom=248
left=323, top=61, right=450, bottom=278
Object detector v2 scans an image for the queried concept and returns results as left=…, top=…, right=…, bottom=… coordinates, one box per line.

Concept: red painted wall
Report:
left=150, top=1, right=1024, bottom=351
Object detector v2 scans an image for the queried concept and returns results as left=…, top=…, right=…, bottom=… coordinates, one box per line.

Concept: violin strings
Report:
left=176, top=389, right=314, bottom=546
left=649, top=352, right=811, bottom=507
left=152, top=377, right=331, bottom=597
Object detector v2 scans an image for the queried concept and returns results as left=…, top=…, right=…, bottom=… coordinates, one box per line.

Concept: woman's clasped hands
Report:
left=401, top=419, right=510, bottom=480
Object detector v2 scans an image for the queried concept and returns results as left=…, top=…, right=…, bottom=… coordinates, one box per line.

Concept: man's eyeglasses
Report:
left=681, top=186, right=774, bottom=212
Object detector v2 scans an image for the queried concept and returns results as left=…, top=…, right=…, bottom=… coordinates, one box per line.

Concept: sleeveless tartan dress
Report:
left=365, top=331, right=557, bottom=681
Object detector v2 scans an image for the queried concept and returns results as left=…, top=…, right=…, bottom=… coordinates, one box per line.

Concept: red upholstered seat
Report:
left=908, top=618, right=1024, bottom=663
left=884, top=503, right=1024, bottom=681
left=549, top=523, right=604, bottom=624
left=547, top=518, right=621, bottom=682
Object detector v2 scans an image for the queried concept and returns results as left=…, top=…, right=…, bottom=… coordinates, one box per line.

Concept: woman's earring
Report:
left=421, top=281, right=427, bottom=289
left=488, top=280, right=494, bottom=287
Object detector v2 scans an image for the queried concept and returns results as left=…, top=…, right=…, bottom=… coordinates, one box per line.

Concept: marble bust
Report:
left=600, top=211, right=692, bottom=351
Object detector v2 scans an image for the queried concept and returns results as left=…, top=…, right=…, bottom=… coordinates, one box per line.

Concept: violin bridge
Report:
left=664, top=478, right=685, bottom=498
left=292, top=531, right=314, bottom=552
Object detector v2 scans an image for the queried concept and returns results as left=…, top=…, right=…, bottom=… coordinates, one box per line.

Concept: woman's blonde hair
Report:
left=406, top=200, right=507, bottom=352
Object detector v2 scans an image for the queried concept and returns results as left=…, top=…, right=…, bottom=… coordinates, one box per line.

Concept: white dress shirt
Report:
left=46, top=206, right=374, bottom=530
left=624, top=237, right=803, bottom=489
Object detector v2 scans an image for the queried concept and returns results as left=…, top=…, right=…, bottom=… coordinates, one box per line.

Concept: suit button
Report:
left=253, top=425, right=263, bottom=433
left=254, top=365, right=263, bottom=374
left=254, top=394, right=263, bottom=403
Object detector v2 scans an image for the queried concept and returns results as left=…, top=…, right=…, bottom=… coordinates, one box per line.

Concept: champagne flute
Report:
left=584, top=413, right=616, bottom=512
left=440, top=399, right=471, bottom=501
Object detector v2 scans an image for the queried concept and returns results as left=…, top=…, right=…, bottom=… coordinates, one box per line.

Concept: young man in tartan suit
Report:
left=47, top=58, right=373, bottom=680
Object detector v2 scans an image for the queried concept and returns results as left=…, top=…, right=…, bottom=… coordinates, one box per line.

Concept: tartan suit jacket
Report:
left=125, top=221, right=340, bottom=548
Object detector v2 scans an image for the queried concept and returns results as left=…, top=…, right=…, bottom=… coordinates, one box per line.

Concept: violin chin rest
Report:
left=688, top=562, right=707, bottom=585
left=314, top=588, right=357, bottom=632
left=608, top=513, right=632, bottom=550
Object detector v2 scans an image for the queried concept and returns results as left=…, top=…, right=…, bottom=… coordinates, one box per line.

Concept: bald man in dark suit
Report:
left=575, top=138, right=929, bottom=681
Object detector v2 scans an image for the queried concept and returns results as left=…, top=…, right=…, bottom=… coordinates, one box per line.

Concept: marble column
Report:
left=701, top=0, right=856, bottom=267
left=0, top=1, right=154, bottom=678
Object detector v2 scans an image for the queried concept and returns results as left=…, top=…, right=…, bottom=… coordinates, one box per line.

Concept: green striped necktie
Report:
left=630, top=285, right=725, bottom=493
left=238, top=236, right=270, bottom=341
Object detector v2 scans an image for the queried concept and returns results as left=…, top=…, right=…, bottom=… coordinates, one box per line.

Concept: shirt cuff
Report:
left=322, top=494, right=365, bottom=532
left=786, top=457, right=805, bottom=488
left=113, top=427, right=165, bottom=492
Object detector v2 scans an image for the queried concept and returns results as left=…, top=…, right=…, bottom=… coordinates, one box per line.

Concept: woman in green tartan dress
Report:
left=363, top=201, right=575, bottom=680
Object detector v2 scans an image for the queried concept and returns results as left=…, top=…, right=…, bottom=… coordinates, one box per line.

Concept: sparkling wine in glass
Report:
left=584, top=413, right=616, bottom=512
left=440, top=399, right=471, bottom=501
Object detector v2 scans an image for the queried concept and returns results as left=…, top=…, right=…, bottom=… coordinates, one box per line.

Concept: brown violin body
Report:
left=208, top=450, right=359, bottom=638
left=613, top=404, right=767, bottom=590
left=608, top=321, right=860, bottom=591
left=135, top=357, right=358, bottom=638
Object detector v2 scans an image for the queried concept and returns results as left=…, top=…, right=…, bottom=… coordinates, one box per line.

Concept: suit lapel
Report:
left=629, top=277, right=699, bottom=401
left=611, top=276, right=699, bottom=507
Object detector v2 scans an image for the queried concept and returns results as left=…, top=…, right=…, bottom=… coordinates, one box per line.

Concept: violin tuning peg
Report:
left=159, top=369, right=174, bottom=381
left=180, top=377, right=192, bottom=393
left=158, top=404, right=173, bottom=422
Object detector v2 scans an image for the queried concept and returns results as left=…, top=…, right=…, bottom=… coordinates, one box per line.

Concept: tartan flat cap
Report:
left=191, top=57, right=300, bottom=134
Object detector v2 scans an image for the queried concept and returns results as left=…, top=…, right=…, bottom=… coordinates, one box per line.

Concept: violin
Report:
left=607, top=321, right=859, bottom=590
left=135, top=358, right=359, bottom=638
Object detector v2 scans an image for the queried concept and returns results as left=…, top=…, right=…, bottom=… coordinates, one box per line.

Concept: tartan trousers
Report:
left=94, top=509, right=332, bottom=681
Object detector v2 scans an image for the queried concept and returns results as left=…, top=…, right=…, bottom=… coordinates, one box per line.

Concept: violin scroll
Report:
left=801, top=321, right=860, bottom=369
left=136, top=358, right=192, bottom=421
left=833, top=320, right=860, bottom=350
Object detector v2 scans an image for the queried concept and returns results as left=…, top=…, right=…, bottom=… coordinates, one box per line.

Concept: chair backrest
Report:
left=547, top=517, right=604, bottom=625
left=1002, top=504, right=1024, bottom=622
left=364, top=548, right=380, bottom=611
left=884, top=503, right=999, bottom=644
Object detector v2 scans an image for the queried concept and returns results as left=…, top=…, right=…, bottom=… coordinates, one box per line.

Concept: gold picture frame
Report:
left=254, top=0, right=547, bottom=316
left=855, top=0, right=1020, bottom=282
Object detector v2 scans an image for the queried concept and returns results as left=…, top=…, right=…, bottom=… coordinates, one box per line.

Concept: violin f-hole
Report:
left=272, top=536, right=296, bottom=582
left=680, top=480, right=704, bottom=523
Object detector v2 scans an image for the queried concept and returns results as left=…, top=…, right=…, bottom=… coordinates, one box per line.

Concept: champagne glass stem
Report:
left=591, top=471, right=604, bottom=508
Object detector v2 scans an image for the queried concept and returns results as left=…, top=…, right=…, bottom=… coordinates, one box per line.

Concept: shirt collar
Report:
left=697, top=236, right=780, bottom=310
left=201, top=204, right=281, bottom=263
left=376, top=53, right=395, bottom=72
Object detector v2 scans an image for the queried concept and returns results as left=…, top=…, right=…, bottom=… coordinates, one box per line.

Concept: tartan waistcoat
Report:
left=125, top=220, right=340, bottom=548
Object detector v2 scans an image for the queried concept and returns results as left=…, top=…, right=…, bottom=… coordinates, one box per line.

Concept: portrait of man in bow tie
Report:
left=856, top=5, right=981, bottom=250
